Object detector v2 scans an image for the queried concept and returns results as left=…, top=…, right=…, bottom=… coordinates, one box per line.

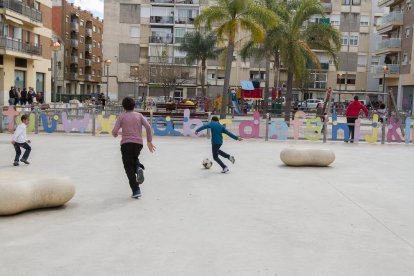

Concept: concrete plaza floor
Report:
left=0, top=134, right=413, bottom=276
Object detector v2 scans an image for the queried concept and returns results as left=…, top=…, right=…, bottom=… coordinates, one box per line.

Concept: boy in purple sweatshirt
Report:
left=112, top=97, right=156, bottom=198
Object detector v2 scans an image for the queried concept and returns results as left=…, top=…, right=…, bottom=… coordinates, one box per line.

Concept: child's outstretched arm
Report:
left=223, top=128, right=243, bottom=141
left=112, top=117, right=122, bottom=137
left=195, top=123, right=210, bottom=135
left=142, top=116, right=156, bottom=153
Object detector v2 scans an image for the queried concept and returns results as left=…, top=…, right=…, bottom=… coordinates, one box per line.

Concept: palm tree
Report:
left=178, top=31, right=221, bottom=99
left=195, top=0, right=277, bottom=119
left=275, top=0, right=341, bottom=122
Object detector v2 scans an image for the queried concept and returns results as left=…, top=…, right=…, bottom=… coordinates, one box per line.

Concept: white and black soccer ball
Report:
left=202, top=158, right=213, bottom=169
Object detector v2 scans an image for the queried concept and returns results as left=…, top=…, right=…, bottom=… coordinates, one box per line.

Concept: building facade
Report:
left=0, top=0, right=53, bottom=106
left=103, top=0, right=382, bottom=102
left=52, top=0, right=103, bottom=100
left=377, top=0, right=414, bottom=114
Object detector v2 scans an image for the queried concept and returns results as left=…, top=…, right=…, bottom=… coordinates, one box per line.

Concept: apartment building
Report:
left=103, top=0, right=381, bottom=102
left=52, top=0, right=103, bottom=98
left=0, top=0, right=52, bottom=105
left=376, top=0, right=414, bottom=114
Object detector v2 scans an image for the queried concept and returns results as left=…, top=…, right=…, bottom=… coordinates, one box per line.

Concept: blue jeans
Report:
left=212, top=144, right=230, bottom=169
left=14, top=143, right=31, bottom=162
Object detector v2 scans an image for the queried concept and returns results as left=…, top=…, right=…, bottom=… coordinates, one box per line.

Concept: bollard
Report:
left=92, top=108, right=96, bottom=136
left=381, top=118, right=386, bottom=144
left=34, top=107, right=39, bottom=134
left=323, top=114, right=328, bottom=143
left=207, top=112, right=212, bottom=139
left=265, top=113, right=269, bottom=141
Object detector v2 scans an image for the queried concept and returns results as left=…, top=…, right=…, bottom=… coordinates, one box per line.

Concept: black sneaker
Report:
left=136, top=168, right=145, bottom=184
left=131, top=187, right=141, bottom=198
left=13, top=161, right=19, bottom=166
left=20, top=159, right=30, bottom=165
left=229, top=156, right=235, bottom=164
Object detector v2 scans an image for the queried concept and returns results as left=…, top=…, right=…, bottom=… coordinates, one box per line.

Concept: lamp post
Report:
left=382, top=65, right=388, bottom=103
left=104, top=59, right=112, bottom=100
left=51, top=41, right=61, bottom=103
left=134, top=67, right=139, bottom=100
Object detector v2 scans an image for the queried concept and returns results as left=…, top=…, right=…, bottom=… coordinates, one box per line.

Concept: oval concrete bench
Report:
left=280, top=148, right=335, bottom=167
left=0, top=177, right=75, bottom=215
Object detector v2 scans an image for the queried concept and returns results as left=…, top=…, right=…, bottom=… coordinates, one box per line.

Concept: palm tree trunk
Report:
left=284, top=70, right=294, bottom=124
left=263, top=54, right=271, bottom=116
left=221, top=42, right=235, bottom=119
left=201, top=59, right=206, bottom=97
left=273, top=50, right=279, bottom=91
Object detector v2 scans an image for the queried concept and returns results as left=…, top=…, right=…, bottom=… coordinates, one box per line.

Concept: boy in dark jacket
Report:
left=195, top=116, right=242, bottom=173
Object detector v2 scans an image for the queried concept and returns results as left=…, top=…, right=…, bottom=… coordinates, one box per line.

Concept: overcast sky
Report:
left=69, top=0, right=104, bottom=19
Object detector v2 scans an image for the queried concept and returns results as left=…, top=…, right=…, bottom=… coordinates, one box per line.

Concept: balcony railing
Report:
left=86, top=28, right=92, bottom=37
left=71, top=22, right=79, bottom=32
left=175, top=17, right=196, bottom=24
left=0, top=0, right=42, bottom=23
left=0, top=36, right=42, bottom=56
left=377, top=38, right=401, bottom=51
left=176, top=0, right=200, bottom=4
left=150, top=16, right=174, bottom=24
left=71, top=55, right=79, bottom=63
left=149, top=35, right=173, bottom=44
left=149, top=56, right=197, bottom=65
left=151, top=0, right=174, bottom=4
left=85, top=59, right=92, bottom=66
left=374, top=64, right=400, bottom=75
left=174, top=37, right=185, bottom=43
left=71, top=39, right=79, bottom=48
left=378, top=11, right=403, bottom=27
left=70, top=73, right=78, bottom=80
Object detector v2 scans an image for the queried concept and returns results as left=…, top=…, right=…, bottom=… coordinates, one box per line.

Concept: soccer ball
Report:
left=202, top=158, right=213, bottom=169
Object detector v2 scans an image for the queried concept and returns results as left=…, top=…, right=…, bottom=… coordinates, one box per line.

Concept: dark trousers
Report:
left=121, top=143, right=144, bottom=193
left=14, top=143, right=31, bottom=162
left=347, top=117, right=357, bottom=141
left=212, top=144, right=230, bottom=169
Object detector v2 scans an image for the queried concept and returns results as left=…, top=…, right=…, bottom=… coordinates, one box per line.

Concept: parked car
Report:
left=298, top=99, right=324, bottom=110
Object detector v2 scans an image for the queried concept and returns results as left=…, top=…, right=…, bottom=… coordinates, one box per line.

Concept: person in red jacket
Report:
left=345, top=96, right=369, bottom=142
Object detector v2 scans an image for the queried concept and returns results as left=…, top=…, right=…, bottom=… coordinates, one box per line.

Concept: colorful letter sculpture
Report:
left=62, top=112, right=90, bottom=133
left=3, top=107, right=19, bottom=132
left=280, top=148, right=335, bottom=167
left=0, top=174, right=75, bottom=215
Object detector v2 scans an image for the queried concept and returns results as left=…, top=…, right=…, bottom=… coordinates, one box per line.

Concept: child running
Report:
left=12, top=114, right=32, bottom=166
left=112, top=97, right=156, bottom=198
left=195, top=116, right=242, bottom=173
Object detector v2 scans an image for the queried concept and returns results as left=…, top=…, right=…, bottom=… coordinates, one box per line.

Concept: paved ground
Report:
left=0, top=134, right=413, bottom=276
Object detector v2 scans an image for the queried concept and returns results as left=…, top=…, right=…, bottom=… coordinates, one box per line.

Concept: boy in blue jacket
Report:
left=195, top=116, right=243, bottom=173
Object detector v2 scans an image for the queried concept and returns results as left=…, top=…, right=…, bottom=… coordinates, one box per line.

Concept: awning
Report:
left=240, top=80, right=254, bottom=90
left=4, top=15, right=23, bottom=25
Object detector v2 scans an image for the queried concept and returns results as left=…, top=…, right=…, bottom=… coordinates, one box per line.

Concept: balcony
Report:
left=85, top=59, right=92, bottom=66
left=150, top=16, right=174, bottom=24
left=175, top=17, right=196, bottom=25
left=85, top=44, right=92, bottom=52
left=85, top=74, right=93, bottom=81
left=149, top=56, right=197, bottom=65
left=373, top=64, right=400, bottom=78
left=376, top=38, right=401, bottom=55
left=176, top=0, right=200, bottom=4
left=174, top=36, right=185, bottom=44
left=71, top=39, right=79, bottom=48
left=377, top=11, right=403, bottom=34
left=0, top=0, right=42, bottom=24
left=0, top=36, right=42, bottom=56
left=378, top=0, right=404, bottom=8
left=149, top=35, right=173, bottom=44
left=322, top=3, right=332, bottom=12
left=70, top=73, right=78, bottom=80
left=86, top=28, right=92, bottom=37
left=71, top=22, right=79, bottom=32
left=71, top=55, right=79, bottom=63
left=150, top=0, right=174, bottom=4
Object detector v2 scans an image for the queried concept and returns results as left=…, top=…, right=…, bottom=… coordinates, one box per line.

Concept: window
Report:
left=79, top=68, right=83, bottom=75
left=309, top=71, right=327, bottom=89
left=98, top=28, right=101, bottom=34
left=93, top=41, right=96, bottom=48
left=331, top=15, right=340, bottom=25
left=92, top=69, right=96, bottom=76
left=80, top=20, right=84, bottom=26
left=403, top=53, right=409, bottom=65
left=93, top=26, right=96, bottom=32
left=357, top=55, right=367, bottom=67
left=349, top=35, right=359, bottom=46
left=342, top=35, right=349, bottom=45
left=97, top=42, right=101, bottom=49
left=80, top=36, right=84, bottom=43
left=250, top=71, right=266, bottom=80
left=34, top=34, right=40, bottom=46
left=65, top=16, right=69, bottom=23
left=15, top=58, right=27, bottom=68
left=34, top=1, right=40, bottom=10
left=342, top=0, right=360, bottom=5
left=360, top=16, right=370, bottom=26
left=14, top=70, right=26, bottom=89
left=130, top=26, right=140, bottom=38
left=97, top=56, right=101, bottom=63
left=79, top=52, right=83, bottom=59
left=346, top=74, right=356, bottom=85
left=371, top=56, right=380, bottom=66
left=408, top=0, right=412, bottom=10
left=36, top=73, right=44, bottom=93
left=405, top=27, right=411, bottom=38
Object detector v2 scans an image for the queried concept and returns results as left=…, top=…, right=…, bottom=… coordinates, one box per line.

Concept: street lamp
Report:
left=337, top=73, right=343, bottom=103
left=104, top=59, right=112, bottom=99
left=51, top=41, right=61, bottom=103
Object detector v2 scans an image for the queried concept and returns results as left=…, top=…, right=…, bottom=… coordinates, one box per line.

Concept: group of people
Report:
left=8, top=86, right=43, bottom=106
